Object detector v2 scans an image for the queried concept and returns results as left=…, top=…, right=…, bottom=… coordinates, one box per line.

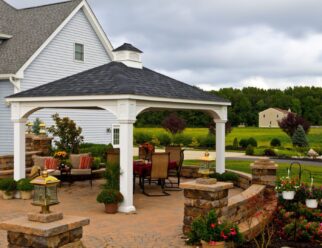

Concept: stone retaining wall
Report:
left=181, top=158, right=278, bottom=240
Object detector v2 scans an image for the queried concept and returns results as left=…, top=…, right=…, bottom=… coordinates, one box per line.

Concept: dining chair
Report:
left=141, top=152, right=170, bottom=196
left=165, top=146, right=184, bottom=189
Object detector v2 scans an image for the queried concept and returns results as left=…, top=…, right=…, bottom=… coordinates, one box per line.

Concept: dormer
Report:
left=0, top=33, right=12, bottom=44
left=113, top=43, right=143, bottom=69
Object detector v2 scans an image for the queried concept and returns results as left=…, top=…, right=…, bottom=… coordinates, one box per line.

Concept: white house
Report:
left=0, top=0, right=118, bottom=155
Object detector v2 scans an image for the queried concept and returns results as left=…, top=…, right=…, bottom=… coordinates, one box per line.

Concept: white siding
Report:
left=21, top=9, right=116, bottom=146
left=0, top=81, right=14, bottom=155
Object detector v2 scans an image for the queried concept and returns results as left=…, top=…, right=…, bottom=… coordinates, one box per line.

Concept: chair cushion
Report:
left=79, top=156, right=92, bottom=169
left=32, top=155, right=53, bottom=169
left=71, top=169, right=91, bottom=175
left=69, top=153, right=90, bottom=169
left=44, top=158, right=58, bottom=170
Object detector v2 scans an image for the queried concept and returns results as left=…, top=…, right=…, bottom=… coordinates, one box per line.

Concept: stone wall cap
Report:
left=0, top=215, right=90, bottom=237
left=180, top=180, right=233, bottom=192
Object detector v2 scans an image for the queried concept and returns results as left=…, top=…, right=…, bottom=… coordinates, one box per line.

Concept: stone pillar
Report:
left=181, top=181, right=233, bottom=235
left=13, top=119, right=27, bottom=180
left=32, top=136, right=53, bottom=155
left=215, top=120, right=226, bottom=174
left=251, top=158, right=277, bottom=194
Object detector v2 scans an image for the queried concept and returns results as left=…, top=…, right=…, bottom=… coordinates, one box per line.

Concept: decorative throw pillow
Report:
left=44, top=158, right=58, bottom=170
left=79, top=156, right=92, bottom=169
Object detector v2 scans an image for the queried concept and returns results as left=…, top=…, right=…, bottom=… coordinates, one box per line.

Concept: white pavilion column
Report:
left=118, top=119, right=136, bottom=213
left=215, top=119, right=226, bottom=174
left=13, top=118, right=27, bottom=180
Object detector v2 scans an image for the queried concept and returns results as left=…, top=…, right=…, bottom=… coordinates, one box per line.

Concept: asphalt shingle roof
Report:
left=8, top=62, right=230, bottom=103
left=0, top=0, right=82, bottom=74
left=113, top=43, right=143, bottom=53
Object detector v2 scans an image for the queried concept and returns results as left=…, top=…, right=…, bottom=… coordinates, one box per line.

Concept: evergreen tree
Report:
left=292, top=125, right=309, bottom=147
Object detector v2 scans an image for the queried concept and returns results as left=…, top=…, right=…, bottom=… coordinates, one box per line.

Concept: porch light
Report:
left=198, top=150, right=215, bottom=178
left=26, top=122, right=33, bottom=134
left=39, top=122, right=46, bottom=135
left=30, top=171, right=60, bottom=214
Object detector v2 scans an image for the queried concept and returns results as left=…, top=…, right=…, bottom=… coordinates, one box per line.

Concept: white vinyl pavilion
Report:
left=6, top=44, right=230, bottom=213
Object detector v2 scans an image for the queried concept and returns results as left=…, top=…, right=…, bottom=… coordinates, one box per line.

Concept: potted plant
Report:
left=96, top=189, right=123, bottom=214
left=187, top=210, right=243, bottom=247
left=17, top=178, right=34, bottom=200
left=277, top=176, right=299, bottom=200
left=305, top=186, right=320, bottom=209
left=0, top=178, right=16, bottom=200
left=54, top=151, right=68, bottom=167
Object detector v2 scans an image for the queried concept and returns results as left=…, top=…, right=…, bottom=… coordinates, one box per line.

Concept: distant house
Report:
left=258, top=108, right=291, bottom=128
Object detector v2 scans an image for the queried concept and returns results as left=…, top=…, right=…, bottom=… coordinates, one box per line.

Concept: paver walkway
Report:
left=0, top=179, right=242, bottom=248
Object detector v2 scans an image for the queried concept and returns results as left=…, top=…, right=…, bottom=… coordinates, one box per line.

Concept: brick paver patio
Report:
left=0, top=179, right=242, bottom=248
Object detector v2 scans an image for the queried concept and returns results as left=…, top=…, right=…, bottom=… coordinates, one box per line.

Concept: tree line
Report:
left=135, top=86, right=322, bottom=127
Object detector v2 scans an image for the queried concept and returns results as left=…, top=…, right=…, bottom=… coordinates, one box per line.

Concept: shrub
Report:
left=247, top=137, right=258, bottom=147
left=134, top=132, right=152, bottom=145
left=190, top=137, right=200, bottom=148
left=232, top=137, right=239, bottom=150
left=48, top=113, right=84, bottom=154
left=278, top=112, right=310, bottom=138
left=199, top=134, right=215, bottom=148
left=17, top=178, right=34, bottom=191
left=157, top=133, right=171, bottom=146
left=270, top=138, right=281, bottom=147
left=104, top=163, right=120, bottom=190
left=187, top=209, right=243, bottom=245
left=292, top=125, right=309, bottom=147
left=245, top=145, right=254, bottom=155
left=96, top=189, right=123, bottom=204
left=92, top=157, right=102, bottom=170
left=172, top=133, right=191, bottom=146
left=239, top=139, right=248, bottom=149
left=162, top=112, right=186, bottom=135
left=0, top=179, right=16, bottom=193
left=150, top=135, right=160, bottom=146
left=79, top=143, right=112, bottom=162
left=264, top=148, right=277, bottom=156
left=210, top=172, right=239, bottom=182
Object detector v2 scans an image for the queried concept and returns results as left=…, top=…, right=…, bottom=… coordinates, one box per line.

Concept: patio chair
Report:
left=70, top=153, right=93, bottom=187
left=141, top=152, right=170, bottom=196
left=31, top=155, right=61, bottom=176
left=165, top=146, right=184, bottom=189
left=106, top=148, right=120, bottom=166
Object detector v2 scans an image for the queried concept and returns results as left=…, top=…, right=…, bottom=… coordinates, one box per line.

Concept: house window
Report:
left=277, top=114, right=279, bottom=118
left=263, top=114, right=265, bottom=118
left=74, top=43, right=84, bottom=61
left=112, top=125, right=120, bottom=148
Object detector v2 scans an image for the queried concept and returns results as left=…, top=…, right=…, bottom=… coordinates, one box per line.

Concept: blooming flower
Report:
left=210, top=223, right=216, bottom=229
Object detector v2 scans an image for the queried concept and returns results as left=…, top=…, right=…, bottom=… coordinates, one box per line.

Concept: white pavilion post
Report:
left=117, top=100, right=136, bottom=213
left=215, top=119, right=226, bottom=174
left=13, top=118, right=27, bottom=180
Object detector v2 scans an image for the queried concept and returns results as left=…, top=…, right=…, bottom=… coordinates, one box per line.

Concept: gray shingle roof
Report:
left=0, top=0, right=82, bottom=74
left=8, top=62, right=230, bottom=103
left=113, top=43, right=143, bottom=53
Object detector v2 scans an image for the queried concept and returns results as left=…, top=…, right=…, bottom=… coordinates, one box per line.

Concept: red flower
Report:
left=230, top=228, right=237, bottom=236
left=220, top=231, right=228, bottom=240
left=210, top=223, right=216, bottom=229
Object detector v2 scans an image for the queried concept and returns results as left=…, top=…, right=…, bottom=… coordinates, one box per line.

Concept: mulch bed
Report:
left=239, top=237, right=322, bottom=248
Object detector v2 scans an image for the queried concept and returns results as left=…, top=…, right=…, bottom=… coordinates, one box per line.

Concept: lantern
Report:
left=26, top=122, right=33, bottom=134
left=198, top=150, right=215, bottom=178
left=30, top=171, right=60, bottom=214
left=39, top=122, right=46, bottom=135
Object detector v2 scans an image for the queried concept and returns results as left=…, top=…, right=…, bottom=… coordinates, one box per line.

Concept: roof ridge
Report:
left=17, top=0, right=80, bottom=11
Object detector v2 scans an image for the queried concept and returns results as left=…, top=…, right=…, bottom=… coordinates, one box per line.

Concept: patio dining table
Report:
left=133, top=160, right=177, bottom=191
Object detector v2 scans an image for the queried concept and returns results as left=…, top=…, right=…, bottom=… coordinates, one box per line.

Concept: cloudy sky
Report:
left=6, top=0, right=322, bottom=90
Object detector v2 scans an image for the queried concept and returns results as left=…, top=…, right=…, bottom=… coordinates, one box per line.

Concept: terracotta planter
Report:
left=201, top=240, right=225, bottom=248
left=104, top=203, right=118, bottom=214
left=306, top=199, right=318, bottom=209
left=282, top=191, right=295, bottom=200
left=2, top=191, right=14, bottom=200
left=20, top=191, right=32, bottom=200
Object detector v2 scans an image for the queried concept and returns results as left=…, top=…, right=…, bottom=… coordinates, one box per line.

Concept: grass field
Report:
left=183, top=159, right=322, bottom=186
left=134, top=127, right=322, bottom=148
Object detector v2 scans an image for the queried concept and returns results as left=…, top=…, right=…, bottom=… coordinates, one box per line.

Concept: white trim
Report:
left=0, top=74, right=16, bottom=79
left=16, top=0, right=114, bottom=75
left=0, top=33, right=12, bottom=39
left=6, top=94, right=231, bottom=106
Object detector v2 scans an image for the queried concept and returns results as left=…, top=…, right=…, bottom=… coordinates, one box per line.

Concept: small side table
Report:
left=59, top=166, right=72, bottom=186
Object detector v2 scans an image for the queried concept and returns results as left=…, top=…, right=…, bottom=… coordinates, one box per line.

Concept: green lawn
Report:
left=134, top=127, right=322, bottom=148
left=183, top=159, right=322, bottom=186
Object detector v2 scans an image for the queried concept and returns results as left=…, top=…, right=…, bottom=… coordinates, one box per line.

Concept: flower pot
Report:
left=14, top=191, right=21, bottom=199
left=2, top=191, right=14, bottom=200
left=201, top=240, right=225, bottom=248
left=282, top=191, right=295, bottom=200
left=20, top=191, right=32, bottom=200
left=306, top=199, right=318, bottom=209
left=104, top=203, right=118, bottom=214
